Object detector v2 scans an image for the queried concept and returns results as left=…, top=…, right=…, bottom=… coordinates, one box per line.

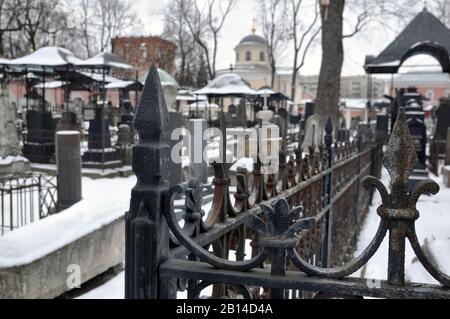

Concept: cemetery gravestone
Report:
left=443, top=128, right=450, bottom=187
left=405, top=100, right=429, bottom=191
left=82, top=105, right=122, bottom=169
left=22, top=110, right=56, bottom=164
left=376, top=114, right=389, bottom=143
left=168, top=112, right=184, bottom=186
left=114, top=124, right=133, bottom=166
left=304, top=102, right=315, bottom=122
left=56, top=131, right=82, bottom=211
left=235, top=100, right=248, bottom=127
left=187, top=119, right=209, bottom=184
left=435, top=97, right=450, bottom=154
left=302, top=115, right=321, bottom=149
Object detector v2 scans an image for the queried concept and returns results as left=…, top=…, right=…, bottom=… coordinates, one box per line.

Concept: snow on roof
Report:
left=254, top=88, right=276, bottom=96
left=80, top=71, right=121, bottom=83
left=8, top=46, right=83, bottom=68
left=187, top=101, right=219, bottom=111
left=195, top=73, right=255, bottom=96
left=105, top=80, right=142, bottom=90
left=76, top=52, right=135, bottom=70
left=34, top=81, right=68, bottom=89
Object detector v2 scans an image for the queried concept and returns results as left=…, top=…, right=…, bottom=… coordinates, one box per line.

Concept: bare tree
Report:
left=163, top=0, right=198, bottom=87
left=258, top=0, right=288, bottom=88
left=76, top=0, right=94, bottom=57
left=287, top=0, right=321, bottom=102
left=0, top=0, right=22, bottom=56
left=93, top=0, right=137, bottom=53
left=15, top=0, right=62, bottom=51
left=177, top=0, right=236, bottom=80
left=314, top=0, right=419, bottom=128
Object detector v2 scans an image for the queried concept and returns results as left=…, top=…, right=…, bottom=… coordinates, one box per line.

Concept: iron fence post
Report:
left=125, top=66, right=173, bottom=299
left=354, top=126, right=363, bottom=238
left=321, top=118, right=333, bottom=267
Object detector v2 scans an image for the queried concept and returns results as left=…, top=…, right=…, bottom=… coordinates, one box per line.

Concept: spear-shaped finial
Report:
left=134, top=65, right=170, bottom=143
left=383, top=108, right=418, bottom=202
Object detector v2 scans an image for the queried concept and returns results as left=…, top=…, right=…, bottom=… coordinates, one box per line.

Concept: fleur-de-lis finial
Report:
left=382, top=108, right=418, bottom=201
left=245, top=199, right=315, bottom=248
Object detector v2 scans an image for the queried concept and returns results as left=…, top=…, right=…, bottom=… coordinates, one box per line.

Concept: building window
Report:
left=260, top=52, right=265, bottom=62
left=236, top=52, right=239, bottom=62
left=123, top=43, right=129, bottom=59
left=245, top=51, right=251, bottom=62
left=140, top=43, right=148, bottom=59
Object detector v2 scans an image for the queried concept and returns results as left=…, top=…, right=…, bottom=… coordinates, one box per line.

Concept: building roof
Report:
left=365, top=9, right=450, bottom=74
left=76, top=52, right=136, bottom=70
left=194, top=73, right=255, bottom=97
left=8, top=46, right=83, bottom=68
left=238, top=34, right=268, bottom=46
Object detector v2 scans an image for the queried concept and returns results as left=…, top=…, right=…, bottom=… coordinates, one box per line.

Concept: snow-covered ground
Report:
left=353, top=169, right=450, bottom=285
left=0, top=175, right=136, bottom=268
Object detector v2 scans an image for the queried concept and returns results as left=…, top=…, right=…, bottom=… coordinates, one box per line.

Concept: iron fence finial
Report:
left=382, top=107, right=418, bottom=201
left=134, top=64, right=170, bottom=143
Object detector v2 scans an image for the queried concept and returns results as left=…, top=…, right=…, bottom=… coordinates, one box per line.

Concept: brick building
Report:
left=111, top=36, right=177, bottom=79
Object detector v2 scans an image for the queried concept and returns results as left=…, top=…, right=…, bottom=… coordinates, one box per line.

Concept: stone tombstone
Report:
left=376, top=114, right=389, bottom=143
left=405, top=100, right=429, bottom=192
left=0, top=86, right=30, bottom=173
left=278, top=108, right=289, bottom=144
left=22, top=110, right=56, bottom=164
left=406, top=101, right=427, bottom=168
left=435, top=96, right=450, bottom=141
left=57, top=111, right=80, bottom=132
left=302, top=115, right=321, bottom=149
left=445, top=128, right=450, bottom=166
left=114, top=124, right=133, bottom=166
left=226, top=104, right=237, bottom=128
left=0, top=89, right=21, bottom=158
left=168, top=111, right=184, bottom=186
left=235, top=100, right=248, bottom=127
left=304, top=102, right=315, bottom=122
left=82, top=105, right=121, bottom=168
left=56, top=131, right=82, bottom=211
left=187, top=119, right=208, bottom=183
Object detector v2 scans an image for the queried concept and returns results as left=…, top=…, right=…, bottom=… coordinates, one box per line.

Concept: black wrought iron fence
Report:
left=124, top=67, right=450, bottom=300
left=0, top=173, right=57, bottom=236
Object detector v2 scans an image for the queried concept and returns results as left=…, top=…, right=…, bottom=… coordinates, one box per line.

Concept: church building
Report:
left=216, top=26, right=304, bottom=105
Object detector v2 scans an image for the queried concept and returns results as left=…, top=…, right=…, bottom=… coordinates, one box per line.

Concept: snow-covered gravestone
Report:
left=0, top=82, right=30, bottom=174
left=254, top=94, right=280, bottom=174
left=302, top=115, right=321, bottom=150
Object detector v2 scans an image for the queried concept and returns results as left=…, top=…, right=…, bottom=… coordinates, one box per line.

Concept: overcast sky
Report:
left=130, top=0, right=440, bottom=77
